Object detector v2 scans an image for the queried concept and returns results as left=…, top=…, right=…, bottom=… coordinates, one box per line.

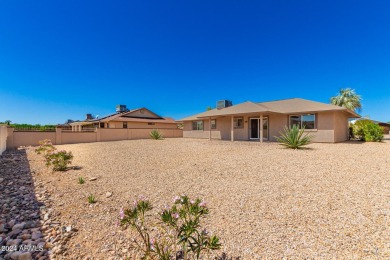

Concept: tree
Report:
left=330, top=88, right=362, bottom=112
left=206, top=106, right=213, bottom=111
left=4, top=120, right=11, bottom=125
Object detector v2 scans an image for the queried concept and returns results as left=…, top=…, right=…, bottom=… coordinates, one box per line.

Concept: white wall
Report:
left=0, top=126, right=7, bottom=155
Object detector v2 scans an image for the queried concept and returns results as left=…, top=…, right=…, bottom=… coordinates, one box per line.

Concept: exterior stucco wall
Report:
left=333, top=112, right=349, bottom=142
left=62, top=132, right=97, bottom=144
left=6, top=128, right=183, bottom=149
left=0, top=126, right=7, bottom=155
left=100, top=129, right=128, bottom=141
left=268, top=114, right=288, bottom=141
left=183, top=116, right=249, bottom=140
left=12, top=131, right=57, bottom=147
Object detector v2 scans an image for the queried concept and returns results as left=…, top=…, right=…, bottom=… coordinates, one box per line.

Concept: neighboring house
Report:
left=181, top=98, right=360, bottom=143
left=70, top=105, right=178, bottom=131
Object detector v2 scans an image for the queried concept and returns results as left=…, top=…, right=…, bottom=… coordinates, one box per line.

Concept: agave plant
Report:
left=150, top=129, right=163, bottom=140
left=275, top=125, right=314, bottom=149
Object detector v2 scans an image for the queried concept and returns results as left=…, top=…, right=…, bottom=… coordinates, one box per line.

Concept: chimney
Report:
left=86, top=114, right=93, bottom=120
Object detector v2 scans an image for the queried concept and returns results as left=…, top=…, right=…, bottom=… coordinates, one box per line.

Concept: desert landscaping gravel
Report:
left=3, top=138, right=390, bottom=259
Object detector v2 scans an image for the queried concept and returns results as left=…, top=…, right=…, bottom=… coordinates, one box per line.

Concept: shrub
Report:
left=353, top=120, right=383, bottom=142
left=119, top=195, right=221, bottom=259
left=35, top=139, right=55, bottom=155
left=150, top=129, right=163, bottom=140
left=275, top=125, right=314, bottom=149
left=88, top=194, right=96, bottom=204
left=45, top=150, right=73, bottom=171
left=78, top=177, right=85, bottom=184
left=35, top=139, right=74, bottom=171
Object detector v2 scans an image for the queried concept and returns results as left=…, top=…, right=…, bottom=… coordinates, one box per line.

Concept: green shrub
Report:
left=150, top=129, right=163, bottom=140
left=45, top=150, right=73, bottom=171
left=275, top=125, right=314, bottom=149
left=353, top=120, right=383, bottom=142
left=119, top=195, right=221, bottom=259
left=36, top=139, right=74, bottom=171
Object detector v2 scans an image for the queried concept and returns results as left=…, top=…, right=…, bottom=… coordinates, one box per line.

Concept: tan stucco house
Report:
left=181, top=98, right=360, bottom=143
left=70, top=105, right=178, bottom=131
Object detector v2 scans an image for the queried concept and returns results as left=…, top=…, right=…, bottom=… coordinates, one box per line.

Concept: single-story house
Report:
left=180, top=98, right=360, bottom=143
left=70, top=105, right=178, bottom=131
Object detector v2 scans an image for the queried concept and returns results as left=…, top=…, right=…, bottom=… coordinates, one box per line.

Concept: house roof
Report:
left=70, top=108, right=178, bottom=125
left=180, top=98, right=360, bottom=121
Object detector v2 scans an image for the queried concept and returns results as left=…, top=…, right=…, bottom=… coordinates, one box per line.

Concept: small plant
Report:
left=78, top=177, right=85, bottom=184
left=88, top=194, right=96, bottom=204
left=35, top=139, right=74, bottom=171
left=275, top=125, right=314, bottom=149
left=119, top=195, right=221, bottom=259
left=35, top=139, right=55, bottom=155
left=150, top=129, right=163, bottom=140
left=45, top=150, right=73, bottom=171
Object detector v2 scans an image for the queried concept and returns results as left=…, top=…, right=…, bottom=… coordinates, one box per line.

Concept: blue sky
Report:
left=1, top=0, right=389, bottom=124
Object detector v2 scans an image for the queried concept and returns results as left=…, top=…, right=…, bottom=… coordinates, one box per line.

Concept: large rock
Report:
left=19, top=252, right=33, bottom=260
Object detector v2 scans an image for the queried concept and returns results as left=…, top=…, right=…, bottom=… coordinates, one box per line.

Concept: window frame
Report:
left=234, top=117, right=244, bottom=129
left=123, top=122, right=128, bottom=128
left=289, top=114, right=316, bottom=130
left=210, top=119, right=217, bottom=129
left=192, top=120, right=204, bottom=131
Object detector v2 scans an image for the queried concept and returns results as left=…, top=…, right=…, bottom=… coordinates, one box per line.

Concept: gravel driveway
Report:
left=25, top=138, right=390, bottom=259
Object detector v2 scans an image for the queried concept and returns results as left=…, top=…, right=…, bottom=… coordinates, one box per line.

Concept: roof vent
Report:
left=216, top=100, right=233, bottom=109
left=116, top=105, right=128, bottom=112
left=86, top=114, right=93, bottom=120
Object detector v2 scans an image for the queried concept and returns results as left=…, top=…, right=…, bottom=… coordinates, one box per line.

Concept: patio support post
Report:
left=231, top=116, right=234, bottom=142
left=209, top=117, right=211, bottom=140
left=260, top=114, right=263, bottom=143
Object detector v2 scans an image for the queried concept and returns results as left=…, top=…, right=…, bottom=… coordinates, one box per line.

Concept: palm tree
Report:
left=330, top=88, right=362, bottom=112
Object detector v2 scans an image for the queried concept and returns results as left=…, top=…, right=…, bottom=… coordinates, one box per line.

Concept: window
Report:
left=148, top=122, right=155, bottom=125
left=302, top=114, right=315, bottom=129
left=123, top=122, right=127, bottom=128
left=100, top=122, right=104, bottom=128
left=211, top=119, right=216, bottom=129
left=289, top=114, right=316, bottom=129
left=289, top=115, right=301, bottom=128
left=192, top=121, right=204, bottom=131
left=234, top=118, right=244, bottom=128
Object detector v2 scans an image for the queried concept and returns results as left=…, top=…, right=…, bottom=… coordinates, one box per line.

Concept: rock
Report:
left=44, top=213, right=50, bottom=221
left=89, top=177, right=97, bottom=181
left=0, top=178, right=4, bottom=183
left=19, top=252, right=33, bottom=260
left=12, top=222, right=25, bottom=230
left=0, top=224, right=7, bottom=232
left=8, top=229, right=22, bottom=238
left=10, top=251, right=23, bottom=260
left=32, top=231, right=42, bottom=240
left=7, top=239, right=22, bottom=246
left=21, top=233, right=32, bottom=240
left=105, top=192, right=113, bottom=198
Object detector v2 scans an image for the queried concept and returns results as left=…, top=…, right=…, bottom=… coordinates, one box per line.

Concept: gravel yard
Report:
left=17, top=139, right=390, bottom=258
